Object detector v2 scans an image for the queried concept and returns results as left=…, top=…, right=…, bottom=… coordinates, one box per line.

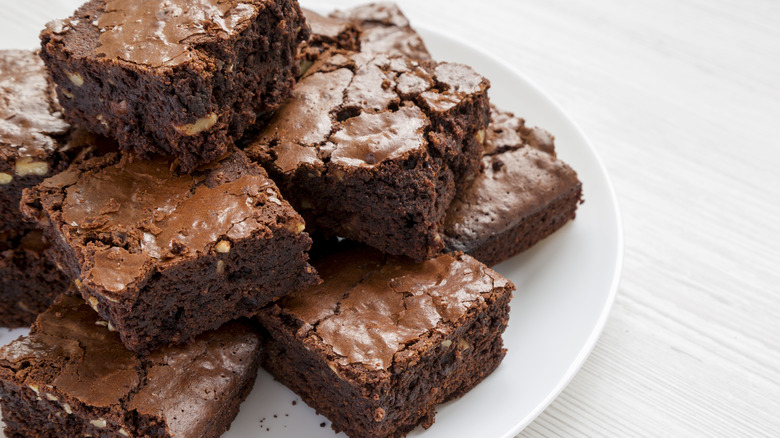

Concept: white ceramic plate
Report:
left=0, top=2, right=622, bottom=437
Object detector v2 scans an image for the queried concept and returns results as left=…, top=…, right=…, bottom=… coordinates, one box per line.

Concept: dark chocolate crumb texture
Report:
left=0, top=230, right=70, bottom=328
left=247, top=49, right=490, bottom=261
left=40, top=0, right=310, bottom=173
left=444, top=106, right=583, bottom=266
left=258, top=244, right=514, bottom=438
left=22, top=148, right=318, bottom=354
left=0, top=294, right=262, bottom=438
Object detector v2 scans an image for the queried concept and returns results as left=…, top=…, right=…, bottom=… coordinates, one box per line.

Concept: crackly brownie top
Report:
left=0, top=294, right=259, bottom=437
left=332, top=2, right=431, bottom=60
left=248, top=51, right=487, bottom=172
left=303, top=8, right=360, bottom=45
left=44, top=0, right=268, bottom=67
left=27, top=149, right=300, bottom=296
left=484, top=106, right=556, bottom=156
left=276, top=246, right=511, bottom=372
left=0, top=50, right=69, bottom=166
left=444, top=108, right=579, bottom=251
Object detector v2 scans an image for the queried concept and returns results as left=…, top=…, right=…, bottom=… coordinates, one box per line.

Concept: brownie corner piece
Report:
left=247, top=50, right=490, bottom=261
left=40, top=0, right=309, bottom=172
left=0, top=294, right=261, bottom=438
left=443, top=106, right=583, bottom=266
left=21, top=147, right=318, bottom=353
left=258, top=245, right=514, bottom=437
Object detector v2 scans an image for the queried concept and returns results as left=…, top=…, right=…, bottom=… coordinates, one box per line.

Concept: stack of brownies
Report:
left=0, top=1, right=582, bottom=437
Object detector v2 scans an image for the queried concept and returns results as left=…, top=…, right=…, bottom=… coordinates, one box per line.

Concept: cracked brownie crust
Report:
left=40, top=0, right=309, bottom=173
left=331, top=2, right=432, bottom=61
left=0, top=294, right=261, bottom=438
left=22, top=148, right=318, bottom=353
left=300, top=2, right=430, bottom=71
left=0, top=49, right=80, bottom=234
left=444, top=107, right=583, bottom=266
left=247, top=50, right=489, bottom=261
left=258, top=244, right=514, bottom=438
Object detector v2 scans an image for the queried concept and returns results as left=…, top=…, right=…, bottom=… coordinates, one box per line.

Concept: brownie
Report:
left=21, top=148, right=318, bottom=353
left=258, top=244, right=514, bottom=438
left=331, top=2, right=432, bottom=61
left=0, top=230, right=70, bottom=328
left=0, top=49, right=80, bottom=233
left=0, top=294, right=261, bottom=438
left=40, top=0, right=309, bottom=173
left=299, top=3, right=430, bottom=73
left=0, top=49, right=115, bottom=327
left=299, top=8, right=361, bottom=72
left=246, top=50, right=490, bottom=261
left=443, top=107, right=583, bottom=266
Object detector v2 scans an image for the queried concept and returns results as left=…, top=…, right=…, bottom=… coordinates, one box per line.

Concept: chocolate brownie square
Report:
left=0, top=230, right=70, bottom=328
left=40, top=0, right=309, bottom=173
left=331, top=2, right=432, bottom=61
left=444, top=107, right=583, bottom=266
left=22, top=148, right=318, bottom=353
left=258, top=244, right=513, bottom=438
left=0, top=294, right=261, bottom=438
left=246, top=50, right=489, bottom=261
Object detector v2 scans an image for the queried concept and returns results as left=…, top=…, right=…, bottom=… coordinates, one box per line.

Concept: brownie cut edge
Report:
left=21, top=148, right=319, bottom=353
left=40, top=0, right=310, bottom=172
left=443, top=106, right=583, bottom=266
left=258, top=245, right=514, bottom=438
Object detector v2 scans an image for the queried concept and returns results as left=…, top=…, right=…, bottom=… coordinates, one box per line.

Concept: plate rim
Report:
left=404, top=21, right=625, bottom=437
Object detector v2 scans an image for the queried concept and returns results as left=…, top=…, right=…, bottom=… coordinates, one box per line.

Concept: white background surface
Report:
left=2, top=0, right=779, bottom=436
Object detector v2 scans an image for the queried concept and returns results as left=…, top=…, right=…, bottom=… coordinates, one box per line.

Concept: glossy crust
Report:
left=247, top=50, right=489, bottom=261
left=39, top=0, right=309, bottom=173
left=299, top=3, right=431, bottom=69
left=299, top=8, right=361, bottom=68
left=0, top=294, right=261, bottom=438
left=258, top=245, right=514, bottom=438
left=0, top=49, right=84, bottom=233
left=21, top=148, right=318, bottom=354
left=0, top=230, right=70, bottom=328
left=443, top=107, right=583, bottom=266
left=331, top=2, right=431, bottom=61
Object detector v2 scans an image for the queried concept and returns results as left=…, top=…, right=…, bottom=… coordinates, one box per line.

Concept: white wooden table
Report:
left=3, top=0, right=779, bottom=436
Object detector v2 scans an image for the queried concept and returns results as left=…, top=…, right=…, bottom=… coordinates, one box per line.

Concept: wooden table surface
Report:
left=319, top=0, right=779, bottom=436
left=3, top=0, right=779, bottom=436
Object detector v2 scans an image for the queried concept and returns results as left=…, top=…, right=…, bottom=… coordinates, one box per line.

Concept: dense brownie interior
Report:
left=0, top=230, right=70, bottom=328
